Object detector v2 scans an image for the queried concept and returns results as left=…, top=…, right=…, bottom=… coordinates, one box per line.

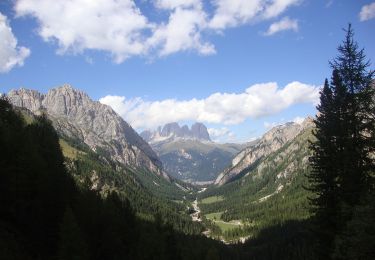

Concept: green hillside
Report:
left=198, top=125, right=315, bottom=242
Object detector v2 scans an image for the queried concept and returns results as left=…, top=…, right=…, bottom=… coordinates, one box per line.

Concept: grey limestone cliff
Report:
left=214, top=117, right=314, bottom=186
left=8, top=84, right=168, bottom=180
left=141, top=122, right=211, bottom=143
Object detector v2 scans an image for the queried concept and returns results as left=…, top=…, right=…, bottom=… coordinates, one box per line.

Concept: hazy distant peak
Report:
left=141, top=122, right=211, bottom=143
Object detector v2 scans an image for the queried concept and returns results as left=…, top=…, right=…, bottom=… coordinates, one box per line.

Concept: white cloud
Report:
left=262, top=0, right=301, bottom=19
left=15, top=0, right=150, bottom=63
left=155, top=0, right=201, bottom=10
left=14, top=0, right=214, bottom=61
left=208, top=127, right=236, bottom=142
left=209, top=0, right=300, bottom=30
left=13, top=0, right=301, bottom=62
left=100, top=81, right=320, bottom=129
left=0, top=12, right=30, bottom=73
left=264, top=16, right=298, bottom=36
left=147, top=4, right=215, bottom=56
left=359, top=2, right=375, bottom=21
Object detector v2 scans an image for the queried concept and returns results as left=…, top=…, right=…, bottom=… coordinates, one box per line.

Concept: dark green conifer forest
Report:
left=0, top=25, right=374, bottom=260
left=308, top=24, right=375, bottom=259
left=0, top=98, right=232, bottom=259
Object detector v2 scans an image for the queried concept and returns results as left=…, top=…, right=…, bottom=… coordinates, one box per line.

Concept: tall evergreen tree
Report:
left=58, top=207, right=89, bottom=260
left=329, top=24, right=374, bottom=208
left=309, top=78, right=340, bottom=258
left=309, top=24, right=374, bottom=259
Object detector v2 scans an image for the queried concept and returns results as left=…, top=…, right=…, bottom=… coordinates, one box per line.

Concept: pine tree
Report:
left=329, top=24, right=374, bottom=208
left=58, top=207, right=89, bottom=260
left=309, top=24, right=374, bottom=259
left=309, top=78, right=340, bottom=258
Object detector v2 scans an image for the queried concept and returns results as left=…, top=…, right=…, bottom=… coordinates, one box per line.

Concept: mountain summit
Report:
left=141, top=122, right=211, bottom=143
left=214, top=117, right=314, bottom=186
left=7, top=84, right=168, bottom=179
left=140, top=121, right=244, bottom=183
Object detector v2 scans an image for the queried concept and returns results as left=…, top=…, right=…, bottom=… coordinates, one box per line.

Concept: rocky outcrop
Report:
left=140, top=121, right=245, bottom=182
left=141, top=122, right=211, bottom=143
left=8, top=84, right=168, bottom=179
left=191, top=123, right=210, bottom=141
left=214, top=117, right=314, bottom=186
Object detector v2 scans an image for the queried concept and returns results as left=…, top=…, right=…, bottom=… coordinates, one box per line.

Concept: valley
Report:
left=6, top=85, right=317, bottom=243
left=141, top=122, right=246, bottom=183
left=1, top=1, right=374, bottom=258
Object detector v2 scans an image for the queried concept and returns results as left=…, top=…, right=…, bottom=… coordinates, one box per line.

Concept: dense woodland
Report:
left=1, top=25, right=374, bottom=259
left=0, top=99, right=233, bottom=259
left=307, top=25, right=375, bottom=259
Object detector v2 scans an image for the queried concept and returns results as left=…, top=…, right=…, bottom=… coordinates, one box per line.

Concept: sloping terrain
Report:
left=215, top=118, right=313, bottom=186
left=7, top=87, right=203, bottom=234
left=8, top=85, right=167, bottom=179
left=141, top=122, right=245, bottom=182
left=156, top=140, right=246, bottom=182
left=198, top=120, right=315, bottom=241
left=14, top=106, right=201, bottom=234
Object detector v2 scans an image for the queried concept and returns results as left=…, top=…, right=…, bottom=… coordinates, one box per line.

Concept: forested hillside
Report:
left=1, top=22, right=374, bottom=260
left=198, top=121, right=314, bottom=243
left=0, top=98, right=233, bottom=259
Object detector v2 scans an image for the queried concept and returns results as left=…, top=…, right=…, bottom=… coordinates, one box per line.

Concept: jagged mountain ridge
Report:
left=141, top=122, right=245, bottom=183
left=215, top=117, right=314, bottom=186
left=141, top=122, right=211, bottom=143
left=198, top=120, right=315, bottom=241
left=7, top=84, right=168, bottom=179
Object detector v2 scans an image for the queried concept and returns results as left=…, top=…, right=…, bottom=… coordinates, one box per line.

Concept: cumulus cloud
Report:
left=148, top=3, right=215, bottom=56
left=13, top=0, right=301, bottom=62
left=155, top=0, right=201, bottom=10
left=14, top=0, right=213, bottom=61
left=359, top=2, right=375, bottom=21
left=208, top=127, right=236, bottom=142
left=264, top=16, right=298, bottom=36
left=0, top=12, right=30, bottom=73
left=100, top=81, right=320, bottom=129
left=209, top=0, right=300, bottom=30
left=15, top=0, right=150, bottom=63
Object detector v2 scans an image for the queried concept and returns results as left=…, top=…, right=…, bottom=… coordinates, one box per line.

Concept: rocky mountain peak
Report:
left=191, top=123, right=210, bottom=140
left=161, top=122, right=182, bottom=137
left=140, top=122, right=211, bottom=143
left=7, top=85, right=168, bottom=180
left=8, top=88, right=44, bottom=112
left=214, top=118, right=315, bottom=186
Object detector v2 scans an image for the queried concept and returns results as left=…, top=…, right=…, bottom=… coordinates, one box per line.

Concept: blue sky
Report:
left=0, top=0, right=374, bottom=142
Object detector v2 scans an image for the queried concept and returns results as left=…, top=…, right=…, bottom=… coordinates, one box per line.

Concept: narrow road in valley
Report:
left=191, top=198, right=201, bottom=222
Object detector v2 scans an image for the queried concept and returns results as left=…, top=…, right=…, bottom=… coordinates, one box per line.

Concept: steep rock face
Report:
left=156, top=140, right=245, bottom=183
left=141, top=122, right=211, bottom=143
left=191, top=123, right=210, bottom=141
left=140, top=122, right=244, bottom=182
left=8, top=85, right=167, bottom=179
left=214, top=117, right=314, bottom=186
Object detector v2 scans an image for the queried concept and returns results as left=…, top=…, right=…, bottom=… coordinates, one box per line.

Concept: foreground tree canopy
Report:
left=309, top=24, right=375, bottom=259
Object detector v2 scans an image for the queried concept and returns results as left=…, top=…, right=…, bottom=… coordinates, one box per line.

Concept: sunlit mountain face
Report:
left=1, top=1, right=374, bottom=259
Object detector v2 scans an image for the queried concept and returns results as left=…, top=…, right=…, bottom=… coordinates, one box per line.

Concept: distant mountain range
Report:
left=197, top=117, right=316, bottom=242
left=215, top=117, right=314, bottom=186
left=7, top=85, right=169, bottom=180
left=141, top=122, right=246, bottom=183
left=141, top=122, right=211, bottom=143
left=6, top=84, right=319, bottom=246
